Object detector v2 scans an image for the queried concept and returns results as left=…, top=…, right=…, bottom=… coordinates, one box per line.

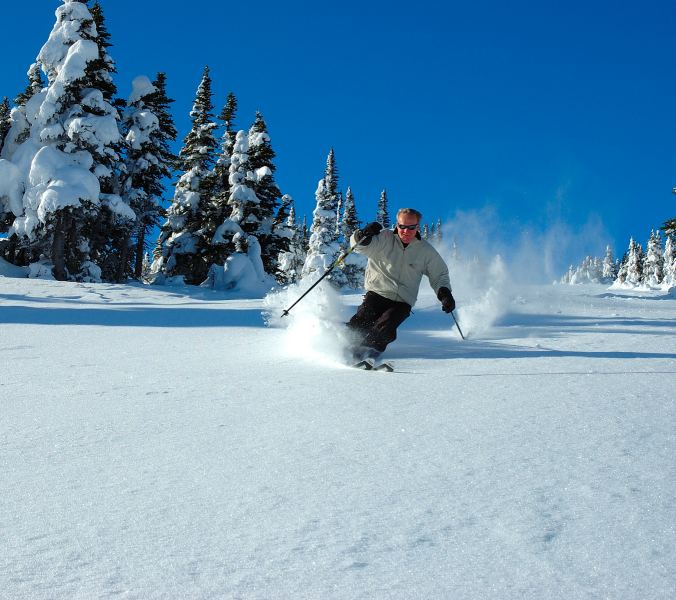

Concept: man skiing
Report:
left=347, top=207, right=455, bottom=362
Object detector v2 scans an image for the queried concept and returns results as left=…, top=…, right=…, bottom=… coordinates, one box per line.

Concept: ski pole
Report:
left=451, top=310, right=466, bottom=340
left=281, top=242, right=360, bottom=317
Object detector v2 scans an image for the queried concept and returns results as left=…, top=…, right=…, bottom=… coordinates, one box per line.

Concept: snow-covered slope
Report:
left=1, top=276, right=675, bottom=599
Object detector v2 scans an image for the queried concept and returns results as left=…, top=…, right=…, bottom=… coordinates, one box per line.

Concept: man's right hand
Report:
left=360, top=222, right=383, bottom=239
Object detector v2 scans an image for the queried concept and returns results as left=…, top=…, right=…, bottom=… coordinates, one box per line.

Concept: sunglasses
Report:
left=397, top=223, right=418, bottom=231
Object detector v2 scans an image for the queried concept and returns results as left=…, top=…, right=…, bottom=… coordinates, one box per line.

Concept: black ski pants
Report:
left=347, top=291, right=412, bottom=353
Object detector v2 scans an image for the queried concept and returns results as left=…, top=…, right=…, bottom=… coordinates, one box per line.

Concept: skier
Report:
left=347, top=207, right=455, bottom=362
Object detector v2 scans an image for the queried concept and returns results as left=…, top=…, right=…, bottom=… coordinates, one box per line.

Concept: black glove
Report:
left=437, top=287, right=455, bottom=313
left=360, top=222, right=382, bottom=239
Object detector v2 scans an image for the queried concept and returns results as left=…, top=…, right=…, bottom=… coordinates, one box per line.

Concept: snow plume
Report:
left=263, top=280, right=351, bottom=366
left=440, top=251, right=509, bottom=339
left=432, top=207, right=611, bottom=337
left=438, top=206, right=612, bottom=284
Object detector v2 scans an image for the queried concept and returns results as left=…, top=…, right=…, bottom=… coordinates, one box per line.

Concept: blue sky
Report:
left=2, top=0, right=676, bottom=273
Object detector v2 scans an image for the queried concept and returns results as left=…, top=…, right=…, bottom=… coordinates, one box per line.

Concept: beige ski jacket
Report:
left=350, top=228, right=451, bottom=307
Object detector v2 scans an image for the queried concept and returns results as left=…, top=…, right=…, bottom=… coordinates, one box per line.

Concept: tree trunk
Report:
left=134, top=226, right=146, bottom=279
left=52, top=211, right=68, bottom=280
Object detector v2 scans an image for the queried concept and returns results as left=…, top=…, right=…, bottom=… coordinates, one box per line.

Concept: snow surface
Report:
left=1, top=273, right=675, bottom=599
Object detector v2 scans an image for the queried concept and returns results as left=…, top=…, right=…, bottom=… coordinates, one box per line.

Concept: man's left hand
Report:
left=437, top=287, right=455, bottom=313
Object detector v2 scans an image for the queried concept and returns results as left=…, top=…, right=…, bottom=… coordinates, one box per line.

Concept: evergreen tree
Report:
left=376, top=189, right=390, bottom=228
left=435, top=218, right=443, bottom=244
left=301, top=148, right=347, bottom=286
left=206, top=91, right=238, bottom=258
left=662, top=234, right=675, bottom=288
left=7, top=0, right=126, bottom=281
left=2, top=63, right=44, bottom=159
left=341, top=187, right=360, bottom=242
left=340, top=186, right=366, bottom=288
left=602, top=245, right=617, bottom=282
left=643, top=230, right=664, bottom=286
left=663, top=187, right=676, bottom=236
left=13, top=63, right=44, bottom=107
left=247, top=111, right=288, bottom=278
left=560, top=265, right=575, bottom=284
left=152, top=66, right=218, bottom=284
left=83, top=0, right=133, bottom=281
left=625, top=238, right=644, bottom=285
left=421, top=223, right=429, bottom=240
left=0, top=97, right=10, bottom=156
left=121, top=74, right=177, bottom=280
left=276, top=198, right=305, bottom=285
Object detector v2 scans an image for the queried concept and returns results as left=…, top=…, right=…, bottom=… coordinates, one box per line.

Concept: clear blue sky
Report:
left=2, top=0, right=676, bottom=273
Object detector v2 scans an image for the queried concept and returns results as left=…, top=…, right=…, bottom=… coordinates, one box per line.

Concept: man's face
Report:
left=396, top=213, right=420, bottom=243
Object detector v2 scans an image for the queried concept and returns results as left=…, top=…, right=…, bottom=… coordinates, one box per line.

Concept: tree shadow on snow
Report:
left=391, top=309, right=676, bottom=362
left=0, top=304, right=265, bottom=328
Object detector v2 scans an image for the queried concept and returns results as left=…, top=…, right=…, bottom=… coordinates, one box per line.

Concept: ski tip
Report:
left=374, top=362, right=394, bottom=372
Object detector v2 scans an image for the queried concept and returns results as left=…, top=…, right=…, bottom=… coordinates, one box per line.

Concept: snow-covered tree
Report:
left=5, top=0, right=128, bottom=281
left=435, top=218, right=443, bottom=245
left=376, top=189, right=390, bottom=228
left=247, top=111, right=287, bottom=278
left=0, top=98, right=10, bottom=153
left=276, top=198, right=305, bottom=285
left=619, top=238, right=644, bottom=286
left=151, top=65, right=218, bottom=284
left=602, top=245, right=617, bottom=282
left=663, top=235, right=676, bottom=288
left=643, top=230, right=664, bottom=287
left=301, top=148, right=347, bottom=286
left=196, top=91, right=238, bottom=276
left=13, top=64, right=45, bottom=109
left=0, top=98, right=15, bottom=234
left=340, top=186, right=366, bottom=288
left=560, top=265, right=575, bottom=284
left=120, top=73, right=177, bottom=279
left=83, top=0, right=135, bottom=281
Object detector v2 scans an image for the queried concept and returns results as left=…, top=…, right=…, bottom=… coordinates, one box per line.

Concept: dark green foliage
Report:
left=13, top=64, right=44, bottom=107
left=0, top=97, right=10, bottom=153
left=153, top=66, right=219, bottom=284
left=247, top=111, right=288, bottom=278
left=124, top=72, right=178, bottom=279
left=376, top=189, right=390, bottom=228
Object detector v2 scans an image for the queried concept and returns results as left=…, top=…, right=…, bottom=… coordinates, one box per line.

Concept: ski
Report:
left=351, top=359, right=394, bottom=372
left=373, top=362, right=394, bottom=372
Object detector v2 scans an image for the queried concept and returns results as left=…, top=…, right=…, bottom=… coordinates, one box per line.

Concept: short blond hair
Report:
left=396, top=208, right=422, bottom=222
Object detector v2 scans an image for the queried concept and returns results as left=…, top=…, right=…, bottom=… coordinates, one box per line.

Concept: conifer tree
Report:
left=602, top=245, right=617, bottom=282
left=2, top=63, right=45, bottom=159
left=643, top=230, right=664, bottom=286
left=340, top=186, right=366, bottom=288
left=625, top=238, right=644, bottom=285
left=121, top=73, right=178, bottom=279
left=13, top=63, right=44, bottom=107
left=7, top=0, right=126, bottom=281
left=247, top=111, right=287, bottom=278
left=435, top=218, right=443, bottom=244
left=376, top=189, right=390, bottom=228
left=152, top=66, right=218, bottom=284
left=276, top=198, right=305, bottom=285
left=0, top=97, right=10, bottom=156
left=662, top=235, right=675, bottom=288
left=83, top=0, right=133, bottom=281
left=206, top=91, right=238, bottom=251
left=341, top=187, right=360, bottom=242
left=301, top=148, right=347, bottom=286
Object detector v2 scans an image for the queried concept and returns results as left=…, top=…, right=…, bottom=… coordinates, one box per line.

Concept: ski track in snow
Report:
left=1, top=277, right=675, bottom=599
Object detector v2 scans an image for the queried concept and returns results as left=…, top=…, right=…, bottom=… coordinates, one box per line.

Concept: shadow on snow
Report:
left=0, top=304, right=265, bottom=328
